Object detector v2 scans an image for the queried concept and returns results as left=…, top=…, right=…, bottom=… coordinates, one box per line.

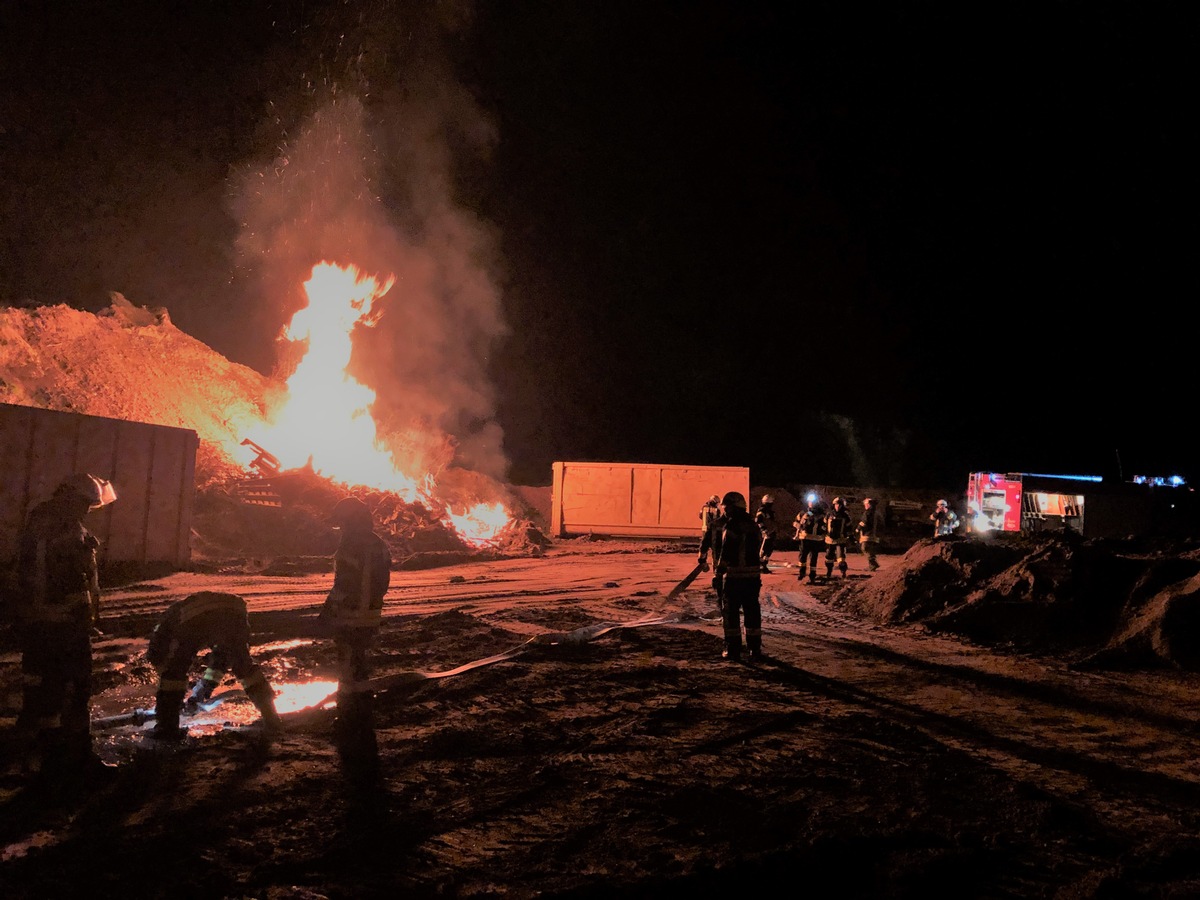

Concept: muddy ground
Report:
left=4, top=534, right=1200, bottom=898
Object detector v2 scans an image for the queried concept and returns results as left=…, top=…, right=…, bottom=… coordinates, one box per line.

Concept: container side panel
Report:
left=552, top=461, right=751, bottom=538
left=0, top=406, right=37, bottom=560
left=561, top=465, right=634, bottom=532
left=660, top=467, right=750, bottom=530
left=145, top=429, right=187, bottom=564
left=105, top=422, right=155, bottom=563
left=630, top=468, right=663, bottom=526
left=26, top=409, right=82, bottom=510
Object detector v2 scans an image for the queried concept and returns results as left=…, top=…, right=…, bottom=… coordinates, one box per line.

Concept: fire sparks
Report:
left=239, top=261, right=512, bottom=546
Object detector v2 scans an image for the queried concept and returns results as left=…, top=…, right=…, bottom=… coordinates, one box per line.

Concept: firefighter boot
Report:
left=151, top=690, right=187, bottom=742
left=797, top=565, right=806, bottom=581
left=246, top=680, right=285, bottom=733
left=839, top=560, right=849, bottom=579
left=825, top=562, right=834, bottom=580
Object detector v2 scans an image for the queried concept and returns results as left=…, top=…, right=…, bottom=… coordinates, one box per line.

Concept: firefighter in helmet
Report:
left=931, top=499, right=960, bottom=538
left=754, top=493, right=778, bottom=574
left=8, top=473, right=118, bottom=794
left=707, top=491, right=765, bottom=661
left=793, top=494, right=826, bottom=583
left=145, top=591, right=284, bottom=741
left=858, top=497, right=881, bottom=572
left=699, top=494, right=721, bottom=539
left=697, top=494, right=725, bottom=611
left=823, top=496, right=853, bottom=580
left=320, top=496, right=392, bottom=780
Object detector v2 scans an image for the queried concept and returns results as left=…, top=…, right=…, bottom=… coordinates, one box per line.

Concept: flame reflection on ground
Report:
left=273, top=679, right=338, bottom=714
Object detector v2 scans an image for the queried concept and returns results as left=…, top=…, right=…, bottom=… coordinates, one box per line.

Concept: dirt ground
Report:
left=5, top=534, right=1200, bottom=899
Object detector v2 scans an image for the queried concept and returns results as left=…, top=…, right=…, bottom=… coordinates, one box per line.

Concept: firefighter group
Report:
left=698, top=490, right=883, bottom=662
left=2, top=473, right=389, bottom=802
left=2, top=470, right=957, bottom=802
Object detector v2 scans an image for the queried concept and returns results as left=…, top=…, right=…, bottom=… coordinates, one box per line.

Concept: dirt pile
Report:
left=826, top=533, right=1200, bottom=670
left=0, top=298, right=277, bottom=484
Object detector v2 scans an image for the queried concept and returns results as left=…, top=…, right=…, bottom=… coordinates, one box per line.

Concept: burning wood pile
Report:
left=2, top=261, right=545, bottom=567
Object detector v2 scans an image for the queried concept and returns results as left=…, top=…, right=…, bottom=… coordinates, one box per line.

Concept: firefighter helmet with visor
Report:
left=721, top=491, right=747, bottom=511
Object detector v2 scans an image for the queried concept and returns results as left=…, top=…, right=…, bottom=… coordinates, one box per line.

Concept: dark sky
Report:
left=1, top=1, right=1194, bottom=492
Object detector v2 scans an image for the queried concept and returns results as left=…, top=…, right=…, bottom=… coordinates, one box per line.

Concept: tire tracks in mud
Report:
left=673, top=583, right=1200, bottom=849
left=93, top=553, right=1200, bottom=855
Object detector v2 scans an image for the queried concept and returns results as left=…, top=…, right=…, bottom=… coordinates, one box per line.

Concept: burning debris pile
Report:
left=1, top=293, right=546, bottom=564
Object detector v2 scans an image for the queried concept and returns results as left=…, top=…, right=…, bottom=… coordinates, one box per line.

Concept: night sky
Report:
left=1, top=1, right=1194, bottom=492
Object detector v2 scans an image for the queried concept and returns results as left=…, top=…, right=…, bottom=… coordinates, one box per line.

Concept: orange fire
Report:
left=238, top=261, right=511, bottom=547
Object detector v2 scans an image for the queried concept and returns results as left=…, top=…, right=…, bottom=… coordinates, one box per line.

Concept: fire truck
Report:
left=966, top=471, right=1195, bottom=539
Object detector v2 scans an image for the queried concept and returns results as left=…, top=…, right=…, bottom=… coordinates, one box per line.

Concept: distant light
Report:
left=806, top=492, right=817, bottom=504
left=1021, top=472, right=1104, bottom=483
left=1131, top=475, right=1187, bottom=487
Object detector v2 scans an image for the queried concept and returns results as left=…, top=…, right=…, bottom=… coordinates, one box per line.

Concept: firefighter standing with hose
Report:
left=4, top=473, right=119, bottom=796
left=704, top=491, right=765, bottom=662
left=319, top=496, right=392, bottom=782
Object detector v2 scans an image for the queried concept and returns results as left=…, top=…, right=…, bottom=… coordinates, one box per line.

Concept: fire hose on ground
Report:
left=91, top=612, right=686, bottom=731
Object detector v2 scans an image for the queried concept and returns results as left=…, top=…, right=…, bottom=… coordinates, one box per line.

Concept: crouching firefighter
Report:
left=710, top=491, right=764, bottom=661
left=319, top=497, right=391, bottom=771
left=145, top=592, right=283, bottom=741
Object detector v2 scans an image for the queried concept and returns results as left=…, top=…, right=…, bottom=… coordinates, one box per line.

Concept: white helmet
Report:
left=937, top=499, right=949, bottom=508
left=56, top=473, right=117, bottom=510
left=761, top=494, right=774, bottom=504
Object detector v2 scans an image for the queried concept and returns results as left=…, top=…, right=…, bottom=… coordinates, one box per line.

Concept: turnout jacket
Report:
left=858, top=505, right=880, bottom=543
left=322, top=527, right=391, bottom=632
left=146, top=592, right=250, bottom=668
left=703, top=508, right=763, bottom=583
left=12, top=496, right=100, bottom=628
left=793, top=507, right=826, bottom=542
left=823, top=505, right=853, bottom=546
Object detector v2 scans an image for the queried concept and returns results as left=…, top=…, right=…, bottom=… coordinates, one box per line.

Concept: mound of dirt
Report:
left=825, top=533, right=1200, bottom=670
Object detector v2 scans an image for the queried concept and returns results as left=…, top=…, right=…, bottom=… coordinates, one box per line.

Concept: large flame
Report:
left=238, top=261, right=510, bottom=547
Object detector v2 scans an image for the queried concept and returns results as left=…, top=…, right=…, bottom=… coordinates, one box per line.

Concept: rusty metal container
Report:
left=0, top=402, right=198, bottom=568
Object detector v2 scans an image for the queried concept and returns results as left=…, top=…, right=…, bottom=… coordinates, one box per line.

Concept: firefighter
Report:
left=858, top=497, right=881, bottom=572
left=697, top=495, right=727, bottom=612
left=931, top=499, right=961, bottom=538
left=8, top=473, right=118, bottom=793
left=699, top=494, right=721, bottom=538
left=145, top=591, right=283, bottom=741
left=754, top=493, right=778, bottom=573
left=710, top=491, right=764, bottom=661
left=793, top=495, right=826, bottom=584
left=319, top=496, right=392, bottom=776
left=823, top=496, right=853, bottom=579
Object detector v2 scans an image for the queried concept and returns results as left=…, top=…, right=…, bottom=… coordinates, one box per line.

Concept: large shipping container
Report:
left=0, top=403, right=198, bottom=569
left=551, top=461, right=750, bottom=539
